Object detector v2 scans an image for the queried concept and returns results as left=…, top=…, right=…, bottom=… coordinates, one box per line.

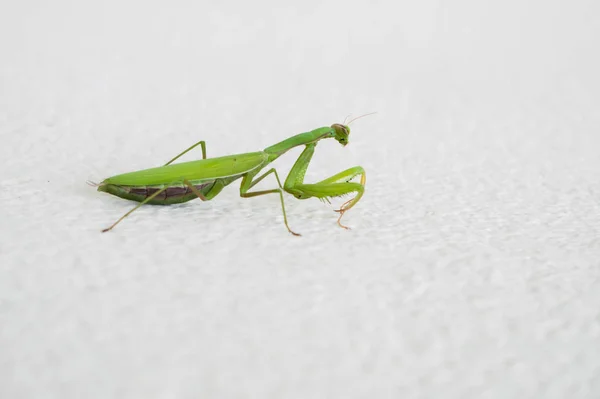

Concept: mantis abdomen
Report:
left=99, top=182, right=215, bottom=205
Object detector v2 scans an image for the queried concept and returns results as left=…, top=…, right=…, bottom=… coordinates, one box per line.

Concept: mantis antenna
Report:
left=347, top=112, right=377, bottom=125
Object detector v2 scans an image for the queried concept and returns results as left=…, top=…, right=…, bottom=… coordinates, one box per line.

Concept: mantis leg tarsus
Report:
left=337, top=217, right=351, bottom=230
left=333, top=197, right=356, bottom=229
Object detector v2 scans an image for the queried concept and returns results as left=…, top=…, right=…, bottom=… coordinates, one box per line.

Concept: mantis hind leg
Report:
left=164, top=140, right=207, bottom=166
left=101, top=181, right=181, bottom=232
left=101, top=179, right=223, bottom=232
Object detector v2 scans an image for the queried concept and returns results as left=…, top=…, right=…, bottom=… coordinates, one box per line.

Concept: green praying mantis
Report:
left=92, top=113, right=375, bottom=236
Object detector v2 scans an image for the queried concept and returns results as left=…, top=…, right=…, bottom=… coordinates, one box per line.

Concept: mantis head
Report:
left=331, top=112, right=377, bottom=147
left=331, top=123, right=350, bottom=146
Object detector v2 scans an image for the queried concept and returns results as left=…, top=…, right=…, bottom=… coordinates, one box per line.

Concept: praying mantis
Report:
left=93, top=114, right=374, bottom=236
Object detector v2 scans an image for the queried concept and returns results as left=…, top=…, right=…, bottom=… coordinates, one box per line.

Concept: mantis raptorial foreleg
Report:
left=239, top=168, right=299, bottom=236
left=314, top=167, right=366, bottom=228
left=283, top=143, right=366, bottom=229
left=164, top=140, right=207, bottom=166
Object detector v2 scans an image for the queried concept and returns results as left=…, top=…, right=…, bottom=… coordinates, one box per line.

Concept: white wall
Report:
left=1, top=1, right=599, bottom=398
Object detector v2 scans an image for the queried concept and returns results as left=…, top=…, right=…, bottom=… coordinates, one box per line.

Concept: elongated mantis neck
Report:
left=264, top=126, right=334, bottom=160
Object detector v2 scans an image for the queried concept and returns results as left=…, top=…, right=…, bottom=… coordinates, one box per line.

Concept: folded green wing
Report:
left=103, top=151, right=268, bottom=186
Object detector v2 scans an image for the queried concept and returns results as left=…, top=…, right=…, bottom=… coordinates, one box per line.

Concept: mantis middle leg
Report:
left=283, top=143, right=366, bottom=229
left=239, top=168, right=299, bottom=236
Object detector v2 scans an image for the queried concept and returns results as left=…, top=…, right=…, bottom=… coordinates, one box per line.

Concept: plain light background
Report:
left=1, top=1, right=599, bottom=398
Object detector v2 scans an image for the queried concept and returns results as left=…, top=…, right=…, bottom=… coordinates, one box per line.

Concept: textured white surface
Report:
left=1, top=1, right=600, bottom=398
